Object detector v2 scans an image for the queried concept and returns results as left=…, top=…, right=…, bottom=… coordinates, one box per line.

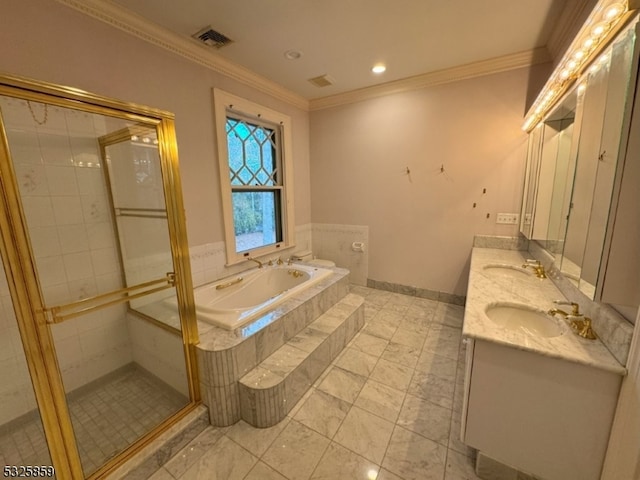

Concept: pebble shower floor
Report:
left=0, top=365, right=186, bottom=478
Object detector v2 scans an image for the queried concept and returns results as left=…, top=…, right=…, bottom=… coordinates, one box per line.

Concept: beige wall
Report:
left=0, top=0, right=311, bottom=248
left=309, top=67, right=546, bottom=295
left=2, top=0, right=550, bottom=297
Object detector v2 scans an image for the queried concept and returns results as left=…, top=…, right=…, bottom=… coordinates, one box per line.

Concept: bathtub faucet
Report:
left=247, top=256, right=263, bottom=268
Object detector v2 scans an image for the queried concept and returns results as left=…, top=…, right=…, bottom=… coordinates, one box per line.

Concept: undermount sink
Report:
left=485, top=304, right=565, bottom=338
left=482, top=264, right=531, bottom=278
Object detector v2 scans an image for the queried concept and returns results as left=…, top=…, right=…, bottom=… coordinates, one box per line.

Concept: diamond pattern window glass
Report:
left=225, top=113, right=283, bottom=253
left=214, top=89, right=295, bottom=264
left=226, top=117, right=278, bottom=187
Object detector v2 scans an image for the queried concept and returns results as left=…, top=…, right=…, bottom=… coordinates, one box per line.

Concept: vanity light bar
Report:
left=523, top=0, right=635, bottom=132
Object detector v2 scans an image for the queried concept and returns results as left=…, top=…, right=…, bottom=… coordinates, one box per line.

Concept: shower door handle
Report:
left=42, top=272, right=176, bottom=324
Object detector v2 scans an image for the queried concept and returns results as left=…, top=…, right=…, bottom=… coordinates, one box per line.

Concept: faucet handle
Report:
left=554, top=300, right=580, bottom=316
left=577, top=317, right=597, bottom=340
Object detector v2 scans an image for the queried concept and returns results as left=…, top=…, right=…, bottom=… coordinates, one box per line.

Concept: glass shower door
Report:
left=0, top=91, right=197, bottom=478
left=0, top=253, right=55, bottom=477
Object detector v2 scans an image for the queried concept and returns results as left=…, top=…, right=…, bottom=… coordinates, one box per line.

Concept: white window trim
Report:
left=213, top=88, right=295, bottom=265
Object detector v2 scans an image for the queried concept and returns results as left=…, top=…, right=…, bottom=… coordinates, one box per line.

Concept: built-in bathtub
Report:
left=189, top=264, right=332, bottom=330
left=194, top=265, right=361, bottom=426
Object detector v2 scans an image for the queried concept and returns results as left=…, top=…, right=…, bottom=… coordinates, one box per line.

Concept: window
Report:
left=213, top=89, right=295, bottom=264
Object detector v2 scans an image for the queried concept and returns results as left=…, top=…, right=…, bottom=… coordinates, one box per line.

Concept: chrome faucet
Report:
left=522, top=259, right=547, bottom=279
left=246, top=256, right=263, bottom=268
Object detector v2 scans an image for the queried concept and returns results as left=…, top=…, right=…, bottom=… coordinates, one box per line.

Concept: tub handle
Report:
left=216, top=276, right=244, bottom=290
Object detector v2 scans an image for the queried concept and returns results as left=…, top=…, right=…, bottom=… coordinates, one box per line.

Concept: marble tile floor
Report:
left=150, top=286, right=480, bottom=480
left=0, top=365, right=187, bottom=478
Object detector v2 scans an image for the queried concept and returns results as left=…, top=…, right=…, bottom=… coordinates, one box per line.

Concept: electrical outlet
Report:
left=496, top=213, right=519, bottom=225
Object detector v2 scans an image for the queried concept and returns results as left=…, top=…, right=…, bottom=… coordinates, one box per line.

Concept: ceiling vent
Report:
left=308, top=74, right=335, bottom=88
left=192, top=26, right=233, bottom=48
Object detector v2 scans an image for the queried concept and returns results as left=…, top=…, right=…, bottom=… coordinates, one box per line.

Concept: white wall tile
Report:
left=45, top=165, right=79, bottom=196
left=35, top=106, right=68, bottom=135
left=14, top=163, right=49, bottom=196
left=57, top=224, right=90, bottom=254
left=0, top=327, right=18, bottom=361
left=311, top=223, right=369, bottom=285
left=74, top=310, right=104, bottom=333
left=5, top=138, right=43, bottom=165
left=54, top=335, right=83, bottom=369
left=80, top=195, right=110, bottom=223
left=91, top=247, right=119, bottom=275
left=75, top=163, right=105, bottom=194
left=30, top=225, right=62, bottom=258
left=0, top=98, right=38, bottom=129
left=38, top=133, right=74, bottom=165
left=21, top=196, right=55, bottom=227
left=51, top=196, right=84, bottom=225
left=127, top=314, right=188, bottom=397
left=41, top=283, right=70, bottom=306
left=65, top=111, right=97, bottom=136
left=62, top=251, right=94, bottom=281
left=50, top=319, right=78, bottom=341
left=37, top=256, right=67, bottom=287
left=86, top=222, right=116, bottom=250
left=0, top=388, right=37, bottom=426
left=95, top=272, right=123, bottom=294
left=66, top=277, right=98, bottom=302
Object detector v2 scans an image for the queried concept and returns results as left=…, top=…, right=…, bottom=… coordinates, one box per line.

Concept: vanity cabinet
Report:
left=462, top=338, right=621, bottom=480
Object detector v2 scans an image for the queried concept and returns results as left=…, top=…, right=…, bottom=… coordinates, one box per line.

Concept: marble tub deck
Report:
left=196, top=266, right=352, bottom=427
left=147, top=286, right=479, bottom=480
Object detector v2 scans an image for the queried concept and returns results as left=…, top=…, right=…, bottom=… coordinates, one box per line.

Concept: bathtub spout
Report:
left=247, top=256, right=263, bottom=268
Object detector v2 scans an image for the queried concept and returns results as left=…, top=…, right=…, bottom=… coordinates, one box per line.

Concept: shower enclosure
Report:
left=0, top=74, right=199, bottom=479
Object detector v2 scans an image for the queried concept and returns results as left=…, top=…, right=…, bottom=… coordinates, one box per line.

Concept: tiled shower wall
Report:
left=0, top=263, right=36, bottom=425
left=0, top=98, right=132, bottom=423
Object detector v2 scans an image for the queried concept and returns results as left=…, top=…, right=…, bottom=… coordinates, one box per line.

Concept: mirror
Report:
left=519, top=87, right=579, bottom=253
left=519, top=125, right=542, bottom=238
left=520, top=21, right=639, bottom=304
left=522, top=90, right=577, bottom=254
left=561, top=26, right=637, bottom=298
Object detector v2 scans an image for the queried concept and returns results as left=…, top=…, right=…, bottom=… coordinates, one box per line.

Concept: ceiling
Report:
left=110, top=0, right=590, bottom=101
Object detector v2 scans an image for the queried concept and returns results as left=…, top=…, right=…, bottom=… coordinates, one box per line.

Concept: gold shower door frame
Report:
left=0, top=73, right=200, bottom=479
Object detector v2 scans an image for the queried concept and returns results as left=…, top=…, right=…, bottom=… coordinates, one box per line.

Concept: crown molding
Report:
left=546, top=0, right=598, bottom=63
left=54, top=0, right=552, bottom=113
left=309, top=47, right=551, bottom=111
left=53, top=0, right=310, bottom=111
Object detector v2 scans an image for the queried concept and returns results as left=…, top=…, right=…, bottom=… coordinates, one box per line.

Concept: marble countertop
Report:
left=463, top=248, right=626, bottom=375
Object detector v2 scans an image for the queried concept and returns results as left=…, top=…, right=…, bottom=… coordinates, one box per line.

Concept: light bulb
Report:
left=371, top=64, right=386, bottom=74
left=591, top=23, right=608, bottom=37
left=605, top=4, right=624, bottom=20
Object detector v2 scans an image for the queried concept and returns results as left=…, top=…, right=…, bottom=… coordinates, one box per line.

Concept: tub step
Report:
left=238, top=293, right=364, bottom=427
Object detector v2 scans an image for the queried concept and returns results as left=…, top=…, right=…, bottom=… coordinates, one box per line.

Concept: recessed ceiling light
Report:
left=371, top=64, right=386, bottom=74
left=284, top=49, right=303, bottom=60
